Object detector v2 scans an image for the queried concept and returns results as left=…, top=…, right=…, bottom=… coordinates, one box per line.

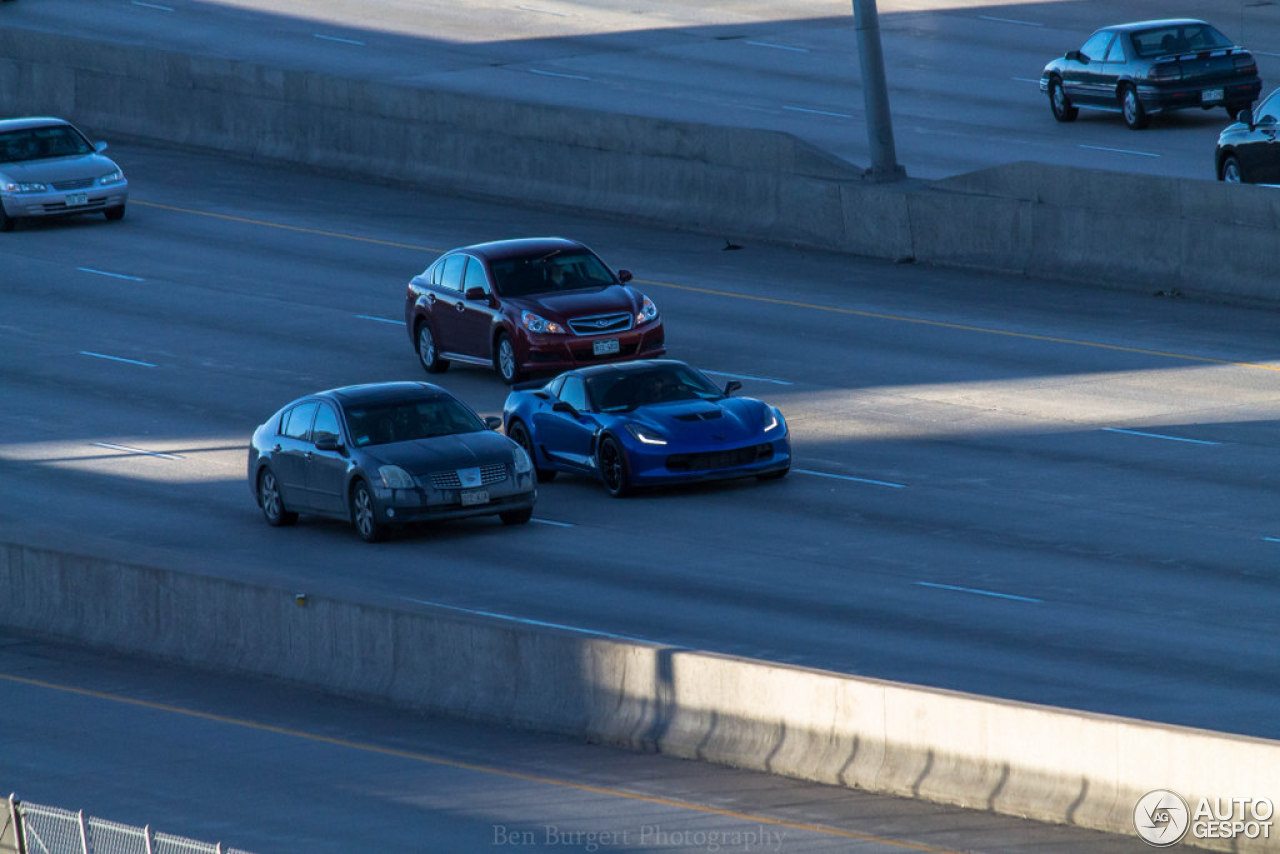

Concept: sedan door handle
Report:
left=454, top=302, right=466, bottom=312
left=426, top=293, right=437, bottom=304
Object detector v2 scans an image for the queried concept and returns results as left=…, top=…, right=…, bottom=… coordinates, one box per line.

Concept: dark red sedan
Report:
left=404, top=237, right=665, bottom=384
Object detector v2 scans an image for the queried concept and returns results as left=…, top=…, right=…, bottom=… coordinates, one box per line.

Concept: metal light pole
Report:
left=851, top=0, right=905, bottom=181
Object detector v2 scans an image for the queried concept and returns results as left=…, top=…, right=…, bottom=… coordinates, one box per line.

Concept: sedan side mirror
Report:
left=617, top=269, right=633, bottom=283
left=94, top=140, right=109, bottom=153
left=1239, top=107, right=1255, bottom=129
left=313, top=431, right=343, bottom=452
left=1065, top=49, right=1083, bottom=62
left=552, top=400, right=579, bottom=416
left=484, top=415, right=502, bottom=431
left=724, top=380, right=742, bottom=396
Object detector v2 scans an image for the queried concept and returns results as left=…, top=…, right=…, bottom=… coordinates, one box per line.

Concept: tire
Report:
left=757, top=466, right=790, bottom=482
left=495, top=332, right=523, bottom=384
left=1220, top=154, right=1243, bottom=184
left=1048, top=77, right=1078, bottom=122
left=415, top=321, right=449, bottom=373
left=1120, top=85, right=1148, bottom=130
left=507, top=418, right=556, bottom=482
left=258, top=468, right=298, bottom=527
left=597, top=435, right=632, bottom=498
left=104, top=205, right=126, bottom=222
left=349, top=479, right=387, bottom=542
left=500, top=506, right=533, bottom=525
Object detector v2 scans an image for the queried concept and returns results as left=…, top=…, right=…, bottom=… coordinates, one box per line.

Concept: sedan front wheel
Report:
left=1049, top=78, right=1078, bottom=122
left=349, top=479, right=387, bottom=542
left=1220, top=154, right=1243, bottom=184
left=258, top=468, right=298, bottom=527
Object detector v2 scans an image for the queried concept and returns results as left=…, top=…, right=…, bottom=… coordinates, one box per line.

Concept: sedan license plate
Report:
left=1202, top=88, right=1225, bottom=104
left=593, top=338, right=620, bottom=356
left=460, top=489, right=489, bottom=506
left=64, top=192, right=88, bottom=207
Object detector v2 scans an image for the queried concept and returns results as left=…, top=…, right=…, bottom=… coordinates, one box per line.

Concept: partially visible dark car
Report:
left=247, top=382, right=537, bottom=542
left=0, top=117, right=129, bottom=231
left=1216, top=88, right=1280, bottom=184
left=1040, top=19, right=1260, bottom=130
left=405, top=237, right=665, bottom=385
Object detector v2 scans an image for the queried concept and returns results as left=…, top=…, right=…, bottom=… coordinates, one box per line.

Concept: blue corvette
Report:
left=502, top=359, right=790, bottom=496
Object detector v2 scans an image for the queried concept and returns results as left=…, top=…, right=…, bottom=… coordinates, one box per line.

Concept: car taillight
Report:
left=1150, top=63, right=1181, bottom=81
left=1234, top=53, right=1257, bottom=74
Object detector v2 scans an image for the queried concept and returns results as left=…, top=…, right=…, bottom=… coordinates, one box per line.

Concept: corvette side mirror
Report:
left=724, top=380, right=742, bottom=396
left=552, top=401, right=579, bottom=416
left=484, top=416, right=502, bottom=431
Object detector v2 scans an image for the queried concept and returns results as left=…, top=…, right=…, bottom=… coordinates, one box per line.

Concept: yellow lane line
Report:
left=135, top=199, right=1279, bottom=373
left=0, top=670, right=959, bottom=853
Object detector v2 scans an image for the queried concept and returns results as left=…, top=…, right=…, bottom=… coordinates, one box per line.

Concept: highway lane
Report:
left=0, top=633, right=1151, bottom=853
left=5, top=0, right=1280, bottom=179
left=3, top=141, right=1280, bottom=741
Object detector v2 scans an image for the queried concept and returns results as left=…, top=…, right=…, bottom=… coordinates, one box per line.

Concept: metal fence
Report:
left=7, top=796, right=256, bottom=854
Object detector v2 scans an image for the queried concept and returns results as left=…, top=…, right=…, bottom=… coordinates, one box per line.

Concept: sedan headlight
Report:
left=522, top=310, right=565, bottom=334
left=96, top=170, right=125, bottom=186
left=378, top=465, right=415, bottom=489
left=763, top=407, right=785, bottom=433
left=2, top=181, right=47, bottom=193
left=636, top=295, right=659, bottom=324
left=625, top=424, right=667, bottom=445
left=512, top=446, right=533, bottom=474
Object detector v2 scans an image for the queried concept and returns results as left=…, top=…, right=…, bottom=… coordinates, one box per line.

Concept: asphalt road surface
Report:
left=0, top=632, right=1153, bottom=853
left=3, top=141, right=1280, bottom=742
left=5, top=0, right=1280, bottom=178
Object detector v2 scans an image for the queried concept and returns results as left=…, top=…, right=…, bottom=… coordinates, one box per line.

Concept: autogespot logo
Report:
left=1135, top=789, right=1191, bottom=847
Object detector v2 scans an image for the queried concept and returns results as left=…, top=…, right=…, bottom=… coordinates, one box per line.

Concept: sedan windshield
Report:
left=345, top=397, right=485, bottom=447
left=490, top=250, right=616, bottom=297
left=0, top=126, right=94, bottom=163
left=1130, top=23, right=1232, bottom=58
left=588, top=364, right=725, bottom=412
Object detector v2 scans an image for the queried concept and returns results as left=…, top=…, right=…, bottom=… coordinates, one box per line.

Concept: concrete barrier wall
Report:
left=3, top=538, right=1278, bottom=851
left=6, top=28, right=1280, bottom=303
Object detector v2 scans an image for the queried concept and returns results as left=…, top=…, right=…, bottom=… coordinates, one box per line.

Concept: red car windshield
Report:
left=490, top=250, right=616, bottom=297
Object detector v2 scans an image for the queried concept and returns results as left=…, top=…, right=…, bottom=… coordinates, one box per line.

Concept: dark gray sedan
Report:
left=1040, top=19, right=1260, bottom=130
left=0, top=117, right=129, bottom=231
left=247, top=382, right=536, bottom=542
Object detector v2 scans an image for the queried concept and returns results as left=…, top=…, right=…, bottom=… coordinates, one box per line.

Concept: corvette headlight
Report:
left=636, top=295, right=659, bottom=324
left=2, top=181, right=47, bottom=193
left=378, top=465, right=415, bottom=489
left=625, top=424, right=667, bottom=445
left=512, top=447, right=532, bottom=474
left=763, top=407, right=784, bottom=433
left=97, top=170, right=125, bottom=186
left=522, top=310, right=565, bottom=334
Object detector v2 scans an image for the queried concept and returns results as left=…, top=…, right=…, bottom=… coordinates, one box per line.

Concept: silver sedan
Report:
left=0, top=116, right=129, bottom=231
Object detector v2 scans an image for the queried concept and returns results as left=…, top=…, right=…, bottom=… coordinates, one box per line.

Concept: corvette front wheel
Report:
left=597, top=436, right=632, bottom=497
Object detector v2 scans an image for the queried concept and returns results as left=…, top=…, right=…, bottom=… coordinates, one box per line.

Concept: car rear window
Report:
left=1130, top=23, right=1232, bottom=58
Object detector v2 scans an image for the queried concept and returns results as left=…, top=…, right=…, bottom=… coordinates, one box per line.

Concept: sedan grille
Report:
left=428, top=462, right=509, bottom=490
left=568, top=312, right=633, bottom=336
left=666, top=443, right=772, bottom=472
left=51, top=178, right=95, bottom=191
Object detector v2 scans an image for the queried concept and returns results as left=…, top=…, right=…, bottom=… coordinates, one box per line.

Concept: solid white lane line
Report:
left=783, top=105, right=853, bottom=118
left=1262, top=537, right=1280, bottom=543
left=1079, top=144, right=1160, bottom=158
left=529, top=69, right=591, bottom=81
left=91, top=442, right=184, bottom=461
left=532, top=518, right=575, bottom=528
left=979, top=14, right=1042, bottom=27
left=518, top=5, right=569, bottom=16
left=700, top=369, right=792, bottom=386
left=914, top=581, right=1042, bottom=603
left=355, top=314, right=405, bottom=325
left=794, top=468, right=905, bottom=488
left=315, top=34, right=366, bottom=46
left=78, top=267, right=144, bottom=281
left=746, top=40, right=809, bottom=53
left=79, top=351, right=157, bottom=368
left=1012, top=77, right=1041, bottom=84
left=1102, top=427, right=1220, bottom=446
left=131, top=1, right=173, bottom=9
left=402, top=598, right=685, bottom=647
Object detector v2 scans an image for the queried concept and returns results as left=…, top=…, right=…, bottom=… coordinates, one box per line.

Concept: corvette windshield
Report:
left=0, top=126, right=94, bottom=163
left=490, top=250, right=616, bottom=297
left=589, top=365, right=724, bottom=412
left=345, top=397, right=485, bottom=447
